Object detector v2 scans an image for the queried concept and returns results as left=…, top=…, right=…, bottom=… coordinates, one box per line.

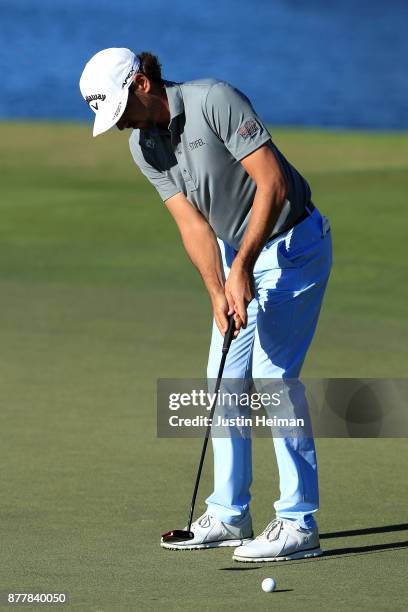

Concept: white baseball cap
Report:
left=79, top=48, right=140, bottom=137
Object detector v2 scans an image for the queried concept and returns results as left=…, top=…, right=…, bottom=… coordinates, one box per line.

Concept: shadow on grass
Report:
left=319, top=523, right=408, bottom=558
left=322, top=540, right=408, bottom=557
left=219, top=566, right=262, bottom=571
left=320, top=522, right=408, bottom=539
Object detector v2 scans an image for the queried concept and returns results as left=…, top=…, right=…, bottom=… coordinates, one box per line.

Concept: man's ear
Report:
left=133, top=73, right=151, bottom=93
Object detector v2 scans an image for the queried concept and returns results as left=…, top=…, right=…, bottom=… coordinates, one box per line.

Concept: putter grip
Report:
left=222, top=315, right=236, bottom=353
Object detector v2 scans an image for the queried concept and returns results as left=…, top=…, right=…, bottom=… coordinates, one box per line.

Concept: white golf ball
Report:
left=261, top=577, right=276, bottom=592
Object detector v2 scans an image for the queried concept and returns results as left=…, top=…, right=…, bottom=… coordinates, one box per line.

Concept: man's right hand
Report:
left=211, top=290, right=241, bottom=338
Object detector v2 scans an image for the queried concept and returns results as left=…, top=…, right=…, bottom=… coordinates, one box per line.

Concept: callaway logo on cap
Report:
left=79, top=48, right=140, bottom=137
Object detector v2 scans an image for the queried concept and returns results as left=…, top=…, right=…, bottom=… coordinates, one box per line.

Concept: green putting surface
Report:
left=0, top=122, right=407, bottom=611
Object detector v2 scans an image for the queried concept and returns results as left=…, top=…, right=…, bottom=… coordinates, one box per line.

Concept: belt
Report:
left=267, top=202, right=316, bottom=243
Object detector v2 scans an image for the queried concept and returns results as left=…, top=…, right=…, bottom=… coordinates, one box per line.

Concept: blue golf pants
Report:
left=205, top=206, right=332, bottom=529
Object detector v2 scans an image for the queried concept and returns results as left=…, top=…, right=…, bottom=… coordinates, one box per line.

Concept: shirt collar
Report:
left=144, top=81, right=184, bottom=142
left=164, top=81, right=184, bottom=128
left=164, top=81, right=184, bottom=137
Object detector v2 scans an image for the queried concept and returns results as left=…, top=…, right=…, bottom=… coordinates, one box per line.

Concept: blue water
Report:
left=0, top=0, right=407, bottom=129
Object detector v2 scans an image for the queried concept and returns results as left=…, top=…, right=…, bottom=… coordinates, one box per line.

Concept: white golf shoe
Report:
left=160, top=512, right=253, bottom=550
left=233, top=518, right=322, bottom=562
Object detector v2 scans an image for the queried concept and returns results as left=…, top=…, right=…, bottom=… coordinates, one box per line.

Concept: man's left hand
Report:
left=224, top=262, right=255, bottom=332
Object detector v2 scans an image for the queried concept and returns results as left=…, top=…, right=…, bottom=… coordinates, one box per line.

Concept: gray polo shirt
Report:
left=129, top=79, right=311, bottom=250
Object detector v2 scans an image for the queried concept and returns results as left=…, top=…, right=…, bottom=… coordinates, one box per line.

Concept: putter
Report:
left=161, top=314, right=236, bottom=543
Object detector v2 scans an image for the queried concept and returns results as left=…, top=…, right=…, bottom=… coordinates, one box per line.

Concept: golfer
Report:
left=80, top=48, right=332, bottom=562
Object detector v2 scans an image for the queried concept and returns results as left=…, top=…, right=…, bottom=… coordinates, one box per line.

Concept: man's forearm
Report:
left=234, top=183, right=286, bottom=271
left=179, top=219, right=225, bottom=298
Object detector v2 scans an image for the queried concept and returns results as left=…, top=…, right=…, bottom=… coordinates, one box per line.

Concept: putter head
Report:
left=161, top=529, right=194, bottom=543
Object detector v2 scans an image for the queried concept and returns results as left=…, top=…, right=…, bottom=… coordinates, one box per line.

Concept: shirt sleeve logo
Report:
left=238, top=117, right=260, bottom=139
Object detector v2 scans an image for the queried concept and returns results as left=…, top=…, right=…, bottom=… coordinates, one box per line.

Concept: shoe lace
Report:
left=259, top=518, right=284, bottom=541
